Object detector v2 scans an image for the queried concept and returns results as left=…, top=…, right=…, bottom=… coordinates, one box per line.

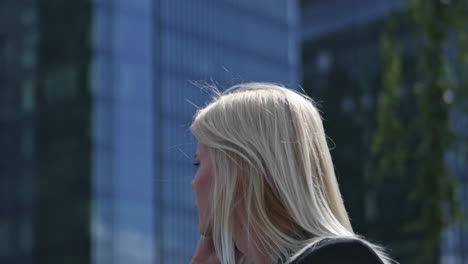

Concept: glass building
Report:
left=91, top=0, right=300, bottom=264
left=0, top=0, right=92, bottom=263
left=1, top=0, right=299, bottom=263
left=301, top=0, right=468, bottom=263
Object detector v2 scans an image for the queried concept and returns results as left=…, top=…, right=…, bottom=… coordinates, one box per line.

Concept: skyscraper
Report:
left=91, top=0, right=300, bottom=263
left=0, top=1, right=92, bottom=263
left=1, top=0, right=299, bottom=263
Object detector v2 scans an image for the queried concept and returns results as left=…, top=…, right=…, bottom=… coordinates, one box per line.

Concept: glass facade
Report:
left=91, top=0, right=299, bottom=264
left=1, top=0, right=299, bottom=263
left=0, top=0, right=92, bottom=264
left=441, top=108, right=468, bottom=264
left=0, top=2, right=37, bottom=262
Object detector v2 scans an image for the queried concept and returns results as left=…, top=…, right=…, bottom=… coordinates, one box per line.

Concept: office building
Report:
left=0, top=0, right=299, bottom=263
left=0, top=0, right=92, bottom=263
left=91, top=0, right=300, bottom=263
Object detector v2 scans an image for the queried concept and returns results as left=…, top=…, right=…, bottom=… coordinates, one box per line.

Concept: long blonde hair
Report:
left=190, top=83, right=393, bottom=264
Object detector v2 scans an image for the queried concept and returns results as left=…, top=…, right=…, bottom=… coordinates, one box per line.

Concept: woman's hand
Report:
left=190, top=236, right=219, bottom=264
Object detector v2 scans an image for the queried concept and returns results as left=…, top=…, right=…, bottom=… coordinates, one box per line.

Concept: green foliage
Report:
left=373, top=17, right=407, bottom=180
left=374, top=0, right=468, bottom=263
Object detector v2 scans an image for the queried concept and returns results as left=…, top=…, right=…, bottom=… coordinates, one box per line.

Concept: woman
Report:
left=190, top=83, right=394, bottom=264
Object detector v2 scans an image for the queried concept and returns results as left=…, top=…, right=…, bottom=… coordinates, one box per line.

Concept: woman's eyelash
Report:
left=193, top=161, right=200, bottom=167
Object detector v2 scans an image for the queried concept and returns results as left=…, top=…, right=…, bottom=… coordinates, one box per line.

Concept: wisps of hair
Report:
left=190, top=82, right=395, bottom=264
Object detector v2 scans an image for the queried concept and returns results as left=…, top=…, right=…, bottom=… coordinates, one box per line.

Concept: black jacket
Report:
left=290, top=238, right=385, bottom=264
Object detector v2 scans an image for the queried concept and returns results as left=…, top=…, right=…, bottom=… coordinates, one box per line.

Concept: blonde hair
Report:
left=190, top=83, right=393, bottom=264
